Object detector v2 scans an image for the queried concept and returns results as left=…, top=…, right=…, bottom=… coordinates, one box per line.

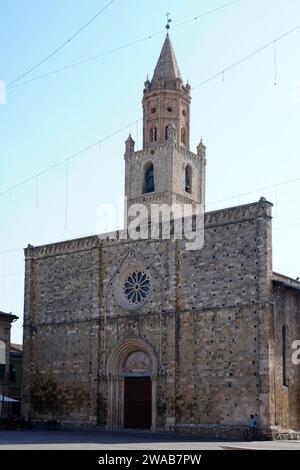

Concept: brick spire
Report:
left=150, top=33, right=182, bottom=90
left=142, top=34, right=191, bottom=149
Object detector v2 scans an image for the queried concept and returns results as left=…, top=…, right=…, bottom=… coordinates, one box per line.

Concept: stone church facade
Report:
left=22, top=35, right=300, bottom=439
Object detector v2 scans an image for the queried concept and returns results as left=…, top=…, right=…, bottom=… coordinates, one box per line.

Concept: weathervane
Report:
left=165, top=12, right=172, bottom=30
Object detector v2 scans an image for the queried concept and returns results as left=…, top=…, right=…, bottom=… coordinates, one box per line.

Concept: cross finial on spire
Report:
left=165, top=12, right=172, bottom=30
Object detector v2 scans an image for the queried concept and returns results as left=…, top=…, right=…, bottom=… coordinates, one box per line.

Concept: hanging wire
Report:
left=0, top=117, right=141, bottom=200
left=0, top=248, right=23, bottom=255
left=274, top=41, right=278, bottom=86
left=193, top=23, right=300, bottom=91
left=35, top=175, right=39, bottom=209
left=1, top=22, right=300, bottom=203
left=207, top=176, right=300, bottom=206
left=64, top=160, right=69, bottom=231
left=275, top=185, right=278, bottom=217
left=6, top=0, right=242, bottom=91
left=7, top=0, right=116, bottom=88
left=2, top=253, right=5, bottom=296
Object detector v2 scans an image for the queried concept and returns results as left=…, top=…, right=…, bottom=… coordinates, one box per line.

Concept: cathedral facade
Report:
left=22, top=35, right=300, bottom=439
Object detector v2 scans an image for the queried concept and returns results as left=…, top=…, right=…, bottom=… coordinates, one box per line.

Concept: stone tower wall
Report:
left=124, top=142, right=206, bottom=222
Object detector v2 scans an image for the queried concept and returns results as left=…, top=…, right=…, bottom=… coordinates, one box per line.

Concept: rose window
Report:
left=123, top=271, right=151, bottom=305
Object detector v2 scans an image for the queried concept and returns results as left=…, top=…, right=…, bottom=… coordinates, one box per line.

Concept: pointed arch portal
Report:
left=106, top=337, right=158, bottom=430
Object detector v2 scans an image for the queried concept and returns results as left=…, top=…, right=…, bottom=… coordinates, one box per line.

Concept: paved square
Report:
left=0, top=430, right=300, bottom=450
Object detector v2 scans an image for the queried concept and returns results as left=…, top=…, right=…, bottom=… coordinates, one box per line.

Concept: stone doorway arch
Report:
left=106, top=337, right=158, bottom=430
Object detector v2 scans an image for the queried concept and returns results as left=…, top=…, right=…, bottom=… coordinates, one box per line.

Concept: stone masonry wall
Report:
left=174, top=198, right=273, bottom=430
left=22, top=199, right=275, bottom=434
left=272, top=282, right=300, bottom=430
left=97, top=199, right=273, bottom=431
left=22, top=237, right=101, bottom=423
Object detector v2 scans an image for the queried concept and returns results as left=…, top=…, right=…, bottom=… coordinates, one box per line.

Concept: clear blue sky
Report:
left=1, top=0, right=300, bottom=343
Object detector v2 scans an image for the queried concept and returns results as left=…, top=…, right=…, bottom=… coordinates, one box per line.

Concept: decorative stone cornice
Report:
left=24, top=200, right=272, bottom=260
left=172, top=143, right=201, bottom=162
left=174, top=193, right=198, bottom=205
left=127, top=191, right=169, bottom=204
left=124, top=141, right=199, bottom=161
left=127, top=190, right=197, bottom=205
left=204, top=198, right=273, bottom=228
left=142, top=87, right=189, bottom=100
left=125, top=197, right=272, bottom=229
left=24, top=235, right=101, bottom=260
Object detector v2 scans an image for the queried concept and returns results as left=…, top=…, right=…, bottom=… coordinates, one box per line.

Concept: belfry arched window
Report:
left=185, top=165, right=192, bottom=194
left=143, top=162, right=155, bottom=193
left=150, top=126, right=157, bottom=143
left=181, top=127, right=186, bottom=145
left=165, top=126, right=169, bottom=141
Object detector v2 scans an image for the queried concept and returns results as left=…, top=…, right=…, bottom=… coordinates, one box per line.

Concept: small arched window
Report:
left=282, top=325, right=288, bottom=387
left=185, top=165, right=192, bottom=194
left=143, top=162, right=155, bottom=193
left=181, top=127, right=186, bottom=145
left=0, top=340, right=6, bottom=380
left=150, top=126, right=157, bottom=143
left=165, top=126, right=169, bottom=141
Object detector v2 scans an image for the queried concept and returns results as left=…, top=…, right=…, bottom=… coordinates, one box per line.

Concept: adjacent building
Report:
left=9, top=343, right=23, bottom=417
left=0, top=310, right=19, bottom=419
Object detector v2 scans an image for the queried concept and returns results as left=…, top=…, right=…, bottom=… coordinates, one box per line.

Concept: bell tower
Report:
left=142, top=33, right=191, bottom=150
left=124, top=33, right=206, bottom=224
